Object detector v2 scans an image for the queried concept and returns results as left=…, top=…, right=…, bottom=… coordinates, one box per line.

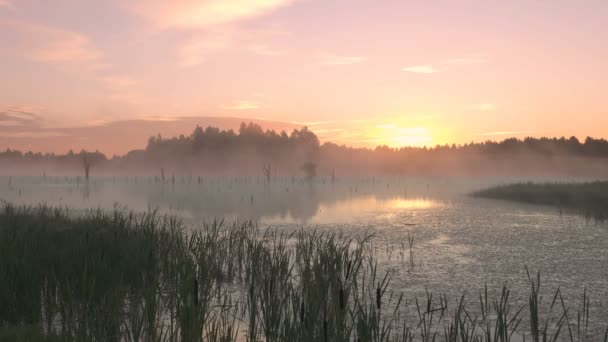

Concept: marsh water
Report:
left=2, top=175, right=608, bottom=335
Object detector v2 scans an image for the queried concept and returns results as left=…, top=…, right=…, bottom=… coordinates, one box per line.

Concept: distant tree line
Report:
left=0, top=149, right=106, bottom=168
left=2, top=123, right=608, bottom=176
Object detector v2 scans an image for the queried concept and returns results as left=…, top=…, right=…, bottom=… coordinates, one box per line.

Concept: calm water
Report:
left=2, top=175, right=607, bottom=335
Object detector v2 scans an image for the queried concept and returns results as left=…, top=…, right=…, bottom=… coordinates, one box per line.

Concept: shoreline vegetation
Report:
left=2, top=123, right=608, bottom=176
left=1, top=203, right=607, bottom=341
left=472, top=181, right=608, bottom=221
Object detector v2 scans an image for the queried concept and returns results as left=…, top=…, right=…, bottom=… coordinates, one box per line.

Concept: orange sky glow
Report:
left=1, top=0, right=607, bottom=155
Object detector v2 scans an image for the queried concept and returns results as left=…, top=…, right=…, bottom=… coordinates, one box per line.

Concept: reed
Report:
left=0, top=202, right=605, bottom=341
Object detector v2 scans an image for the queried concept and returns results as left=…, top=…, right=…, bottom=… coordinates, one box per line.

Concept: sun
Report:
left=366, top=123, right=434, bottom=148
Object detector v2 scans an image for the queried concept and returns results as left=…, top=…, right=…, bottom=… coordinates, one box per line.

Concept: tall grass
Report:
left=0, top=203, right=606, bottom=341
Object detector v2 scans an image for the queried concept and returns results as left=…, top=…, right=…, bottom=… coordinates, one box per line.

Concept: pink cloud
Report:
left=319, top=53, right=366, bottom=66
left=1, top=19, right=105, bottom=68
left=127, top=0, right=297, bottom=29
left=402, top=65, right=441, bottom=74
left=0, top=0, right=14, bottom=10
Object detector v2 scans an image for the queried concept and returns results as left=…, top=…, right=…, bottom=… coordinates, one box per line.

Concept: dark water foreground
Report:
left=472, top=181, right=608, bottom=221
left=0, top=203, right=607, bottom=341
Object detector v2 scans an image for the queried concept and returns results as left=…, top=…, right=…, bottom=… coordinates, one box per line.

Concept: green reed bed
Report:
left=471, top=181, right=608, bottom=220
left=0, top=203, right=606, bottom=341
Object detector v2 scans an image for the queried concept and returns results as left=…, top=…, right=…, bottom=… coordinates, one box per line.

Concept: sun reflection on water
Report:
left=262, top=196, right=441, bottom=224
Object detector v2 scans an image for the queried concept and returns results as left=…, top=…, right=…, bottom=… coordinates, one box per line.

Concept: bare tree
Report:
left=83, top=156, right=91, bottom=181
left=301, top=162, right=317, bottom=183
left=160, top=168, right=166, bottom=183
left=262, top=164, right=272, bottom=184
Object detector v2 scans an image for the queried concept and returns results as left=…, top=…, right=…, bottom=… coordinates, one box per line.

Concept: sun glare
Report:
left=366, top=122, right=434, bottom=148
left=390, top=198, right=439, bottom=209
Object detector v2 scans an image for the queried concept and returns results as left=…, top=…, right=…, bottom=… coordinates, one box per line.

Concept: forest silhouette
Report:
left=2, top=122, right=608, bottom=176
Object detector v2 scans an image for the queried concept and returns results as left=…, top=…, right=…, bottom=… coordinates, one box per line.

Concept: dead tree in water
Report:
left=83, top=156, right=91, bottom=181
left=160, top=168, right=166, bottom=183
left=262, top=164, right=272, bottom=184
left=301, top=162, right=317, bottom=183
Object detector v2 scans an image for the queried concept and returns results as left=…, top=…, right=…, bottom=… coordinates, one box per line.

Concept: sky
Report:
left=1, top=0, right=607, bottom=155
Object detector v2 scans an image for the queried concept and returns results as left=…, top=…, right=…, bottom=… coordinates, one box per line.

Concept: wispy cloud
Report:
left=1, top=131, right=67, bottom=138
left=127, top=1, right=295, bottom=67
left=0, top=106, right=44, bottom=132
left=1, top=107, right=40, bottom=121
left=142, top=115, right=181, bottom=122
left=128, top=0, right=297, bottom=29
left=402, top=65, right=440, bottom=74
left=220, top=101, right=260, bottom=110
left=403, top=56, right=487, bottom=74
left=1, top=19, right=106, bottom=69
left=178, top=31, right=232, bottom=67
left=0, top=0, right=14, bottom=10
left=83, top=118, right=116, bottom=127
left=28, top=32, right=100, bottom=64
left=319, top=53, right=366, bottom=66
left=176, top=26, right=288, bottom=66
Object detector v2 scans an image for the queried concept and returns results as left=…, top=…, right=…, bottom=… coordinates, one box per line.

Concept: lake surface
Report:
left=2, top=175, right=607, bottom=336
